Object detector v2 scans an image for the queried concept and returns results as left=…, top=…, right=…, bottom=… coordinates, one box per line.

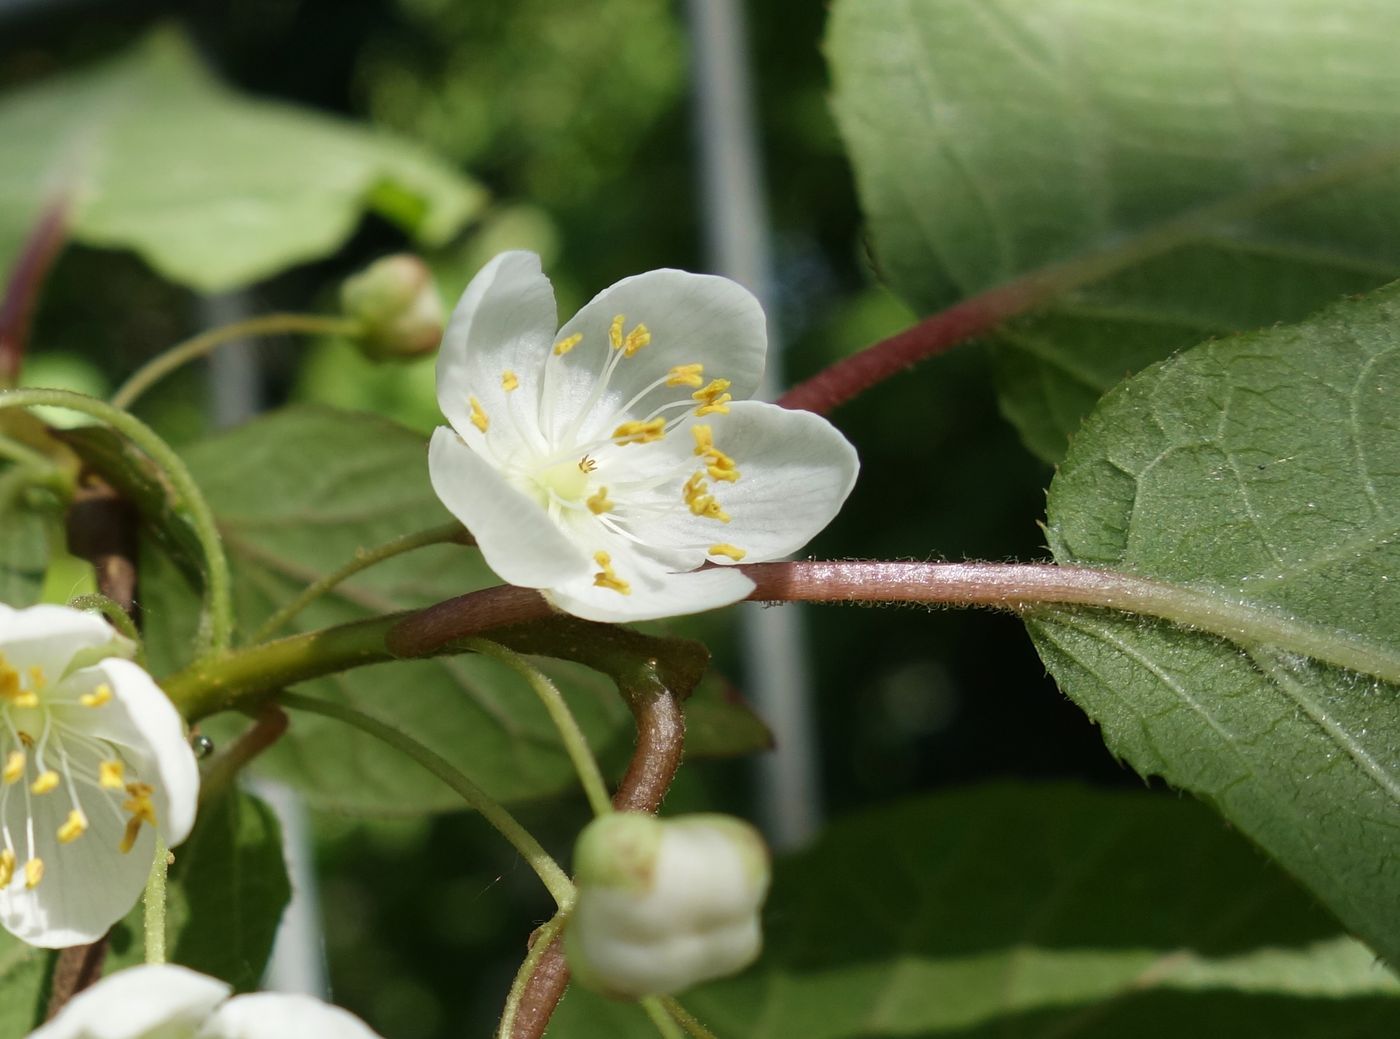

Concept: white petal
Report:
left=546, top=556, right=756, bottom=623
left=27, top=963, right=228, bottom=1039
left=630, top=401, right=858, bottom=564
left=551, top=270, right=767, bottom=441
left=198, top=993, right=384, bottom=1039
left=435, top=250, right=557, bottom=455
left=428, top=427, right=590, bottom=588
left=0, top=604, right=129, bottom=680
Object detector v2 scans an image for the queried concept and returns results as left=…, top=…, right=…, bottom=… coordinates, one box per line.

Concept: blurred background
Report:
left=1, top=1, right=1130, bottom=1034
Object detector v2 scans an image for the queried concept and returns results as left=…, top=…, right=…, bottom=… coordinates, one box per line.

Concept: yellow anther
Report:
left=120, top=818, right=143, bottom=855
left=11, top=692, right=38, bottom=708
left=120, top=783, right=158, bottom=855
left=707, top=463, right=740, bottom=483
left=24, top=857, right=43, bottom=889
left=586, top=487, right=613, bottom=515
left=609, top=314, right=626, bottom=350
left=57, top=809, right=88, bottom=844
left=99, top=760, right=126, bottom=790
left=682, top=472, right=731, bottom=522
left=592, top=551, right=631, bottom=595
left=0, top=658, right=18, bottom=700
left=3, top=751, right=23, bottom=785
left=554, top=333, right=583, bottom=356
left=667, top=364, right=704, bottom=388
left=27, top=666, right=46, bottom=690
left=622, top=323, right=652, bottom=357
left=81, top=684, right=113, bottom=708
left=692, top=425, right=714, bottom=454
left=31, top=771, right=59, bottom=796
left=0, top=849, right=13, bottom=887
left=709, top=543, right=747, bottom=561
left=468, top=396, right=490, bottom=434
left=692, top=379, right=733, bottom=416
left=612, top=419, right=666, bottom=445
left=683, top=471, right=708, bottom=506
left=501, top=370, right=520, bottom=392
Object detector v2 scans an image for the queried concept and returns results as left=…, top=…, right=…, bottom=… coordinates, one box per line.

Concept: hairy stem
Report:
left=110, top=314, right=362, bottom=410
left=497, top=913, right=569, bottom=1039
left=642, top=998, right=686, bottom=1039
left=144, top=838, right=169, bottom=964
left=661, top=998, right=720, bottom=1039
left=278, top=690, right=575, bottom=907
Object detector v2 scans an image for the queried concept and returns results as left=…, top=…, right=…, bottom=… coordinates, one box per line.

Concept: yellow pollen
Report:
left=692, top=379, right=733, bottom=416
left=0, top=657, right=18, bottom=700
left=693, top=427, right=740, bottom=482
left=3, top=751, right=23, bottom=785
left=0, top=849, right=13, bottom=887
left=709, top=543, right=747, bottom=561
left=99, top=760, right=126, bottom=790
left=120, top=783, right=158, bottom=854
left=592, top=552, right=631, bottom=595
left=622, top=323, right=652, bottom=357
left=683, top=471, right=708, bottom=506
left=81, top=684, right=113, bottom=708
left=612, top=419, right=666, bottom=445
left=667, top=364, right=704, bottom=388
left=11, top=692, right=38, bottom=709
left=609, top=314, right=626, bottom=350
left=692, top=425, right=714, bottom=453
left=578, top=455, right=598, bottom=473
left=682, top=472, right=732, bottom=523
left=27, top=666, right=46, bottom=690
left=120, top=818, right=143, bottom=855
left=586, top=487, right=613, bottom=515
left=501, top=370, right=520, bottom=392
left=24, top=857, right=43, bottom=889
left=468, top=396, right=489, bottom=433
left=30, top=771, right=59, bottom=796
left=57, top=809, right=88, bottom=844
left=554, top=333, right=583, bottom=356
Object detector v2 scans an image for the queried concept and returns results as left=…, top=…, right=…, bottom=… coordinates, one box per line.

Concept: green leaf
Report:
left=1028, top=285, right=1400, bottom=964
left=140, top=407, right=766, bottom=815
left=553, top=784, right=1400, bottom=1038
left=0, top=937, right=47, bottom=1036
left=0, top=29, right=484, bottom=293
left=828, top=0, right=1400, bottom=461
left=0, top=481, right=48, bottom=607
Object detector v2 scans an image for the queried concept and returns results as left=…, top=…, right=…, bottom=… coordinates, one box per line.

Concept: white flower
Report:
left=27, top=963, right=385, bottom=1038
left=0, top=604, right=198, bottom=948
left=565, top=812, right=770, bottom=997
left=429, top=251, right=859, bottom=622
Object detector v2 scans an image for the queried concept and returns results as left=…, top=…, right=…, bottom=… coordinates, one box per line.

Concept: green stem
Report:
left=144, top=837, right=169, bottom=964
left=0, top=388, right=234, bottom=654
left=465, top=638, right=613, bottom=817
left=642, top=997, right=686, bottom=1039
left=67, top=593, right=145, bottom=665
left=278, top=690, right=576, bottom=907
left=497, top=913, right=569, bottom=1039
left=0, top=432, right=51, bottom=471
left=111, top=314, right=362, bottom=411
left=660, top=998, right=720, bottom=1039
left=251, top=522, right=469, bottom=643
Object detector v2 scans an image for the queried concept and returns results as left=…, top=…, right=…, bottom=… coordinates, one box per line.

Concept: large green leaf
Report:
left=1027, top=285, right=1400, bottom=964
left=828, top=0, right=1400, bottom=461
left=140, top=407, right=768, bottom=815
left=0, top=29, right=484, bottom=293
left=554, top=784, right=1399, bottom=1037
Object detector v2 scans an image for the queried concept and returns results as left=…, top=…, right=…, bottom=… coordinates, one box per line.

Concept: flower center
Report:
left=533, top=457, right=593, bottom=505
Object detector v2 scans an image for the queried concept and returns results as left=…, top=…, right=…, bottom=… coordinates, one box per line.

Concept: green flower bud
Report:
left=341, top=254, right=444, bottom=360
left=566, top=812, right=770, bottom=998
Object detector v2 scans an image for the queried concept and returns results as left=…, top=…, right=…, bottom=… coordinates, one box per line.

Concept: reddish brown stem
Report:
left=44, top=942, right=107, bottom=1022
left=0, top=198, right=69, bottom=386
left=198, top=704, right=290, bottom=808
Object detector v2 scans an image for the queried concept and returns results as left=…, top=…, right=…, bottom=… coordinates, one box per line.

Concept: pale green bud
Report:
left=340, top=254, right=444, bottom=360
left=566, top=812, right=770, bottom=998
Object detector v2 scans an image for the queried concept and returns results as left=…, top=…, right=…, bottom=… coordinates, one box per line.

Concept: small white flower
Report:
left=0, top=604, right=198, bottom=948
left=27, top=963, right=385, bottom=1038
left=429, top=251, right=859, bottom=622
left=566, top=812, right=770, bottom=997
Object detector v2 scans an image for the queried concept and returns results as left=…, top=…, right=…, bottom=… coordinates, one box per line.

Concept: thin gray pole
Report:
left=685, top=0, right=824, bottom=850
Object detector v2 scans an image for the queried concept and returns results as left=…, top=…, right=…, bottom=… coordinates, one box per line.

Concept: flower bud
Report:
left=341, top=254, right=445, bottom=360
left=565, top=812, right=770, bottom=998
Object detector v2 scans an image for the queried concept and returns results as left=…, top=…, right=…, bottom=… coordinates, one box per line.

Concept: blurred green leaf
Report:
left=555, top=784, right=1400, bottom=1037
left=0, top=481, right=48, bottom=607
left=1029, top=285, right=1400, bottom=964
left=0, top=936, right=46, bottom=1036
left=141, top=407, right=766, bottom=815
left=0, top=28, right=484, bottom=294
left=828, top=0, right=1400, bottom=461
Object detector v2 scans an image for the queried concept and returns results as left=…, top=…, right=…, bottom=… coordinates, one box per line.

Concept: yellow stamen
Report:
left=612, top=419, right=666, bottom=445
left=24, top=858, right=43, bottom=889
left=0, top=657, right=18, bottom=700
left=692, top=378, right=733, bottom=416
left=57, top=809, right=88, bottom=844
left=554, top=333, right=583, bottom=356
left=2, top=750, right=23, bottom=785
left=692, top=425, right=714, bottom=453
left=592, top=552, right=631, bottom=595
left=502, top=370, right=520, bottom=392
left=682, top=470, right=732, bottom=524
left=120, top=817, right=143, bottom=855
left=469, top=396, right=489, bottom=433
left=99, top=760, right=126, bottom=790
left=11, top=692, right=38, bottom=709
left=30, top=771, right=59, bottom=796
left=0, top=849, right=13, bottom=887
left=586, top=487, right=613, bottom=515
left=709, top=543, right=747, bottom=561
left=120, top=783, right=158, bottom=854
left=667, top=363, right=704, bottom=388
left=578, top=455, right=598, bottom=473
left=27, top=666, right=46, bottom=690
left=693, top=427, right=740, bottom=482
left=622, top=323, right=652, bottom=357
left=683, top=471, right=708, bottom=507
left=609, top=314, right=626, bottom=350
left=81, top=684, right=113, bottom=708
